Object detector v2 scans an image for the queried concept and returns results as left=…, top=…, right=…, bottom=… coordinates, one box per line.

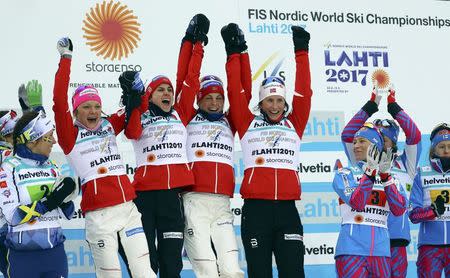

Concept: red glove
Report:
left=387, top=84, right=396, bottom=104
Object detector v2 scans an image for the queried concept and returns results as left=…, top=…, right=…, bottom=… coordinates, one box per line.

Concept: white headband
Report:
left=17, top=111, right=54, bottom=144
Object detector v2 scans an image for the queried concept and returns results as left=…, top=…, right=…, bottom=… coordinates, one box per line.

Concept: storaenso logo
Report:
left=82, top=1, right=143, bottom=72
left=18, top=171, right=50, bottom=180
left=83, top=1, right=141, bottom=60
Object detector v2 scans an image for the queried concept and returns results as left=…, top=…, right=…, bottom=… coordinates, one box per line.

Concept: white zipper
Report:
left=215, top=163, right=218, bottom=194
left=402, top=213, right=405, bottom=229
left=18, top=231, right=22, bottom=244
left=350, top=224, right=353, bottom=236
left=190, top=162, right=194, bottom=171
left=47, top=228, right=53, bottom=248
left=143, top=165, right=147, bottom=177
left=275, top=168, right=278, bottom=200
left=248, top=168, right=255, bottom=184
left=94, top=179, right=97, bottom=195
left=118, top=176, right=126, bottom=202
left=167, top=165, right=171, bottom=189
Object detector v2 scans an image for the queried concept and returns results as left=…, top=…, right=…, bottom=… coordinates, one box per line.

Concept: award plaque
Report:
left=371, top=69, right=390, bottom=94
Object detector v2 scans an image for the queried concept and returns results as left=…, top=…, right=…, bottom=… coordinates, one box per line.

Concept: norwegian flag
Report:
left=270, top=88, right=277, bottom=93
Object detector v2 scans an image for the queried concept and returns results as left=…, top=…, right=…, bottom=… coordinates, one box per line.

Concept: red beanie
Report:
left=197, top=75, right=224, bottom=103
left=145, top=75, right=173, bottom=97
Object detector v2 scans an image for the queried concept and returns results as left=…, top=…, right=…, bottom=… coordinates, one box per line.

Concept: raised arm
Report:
left=18, top=80, right=44, bottom=114
left=221, top=23, right=254, bottom=138
left=288, top=26, right=312, bottom=139
left=175, top=41, right=193, bottom=99
left=116, top=71, right=146, bottom=137
left=240, top=52, right=252, bottom=103
left=52, top=38, right=78, bottom=155
left=174, top=41, right=204, bottom=125
left=378, top=147, right=406, bottom=216
left=174, top=14, right=209, bottom=125
left=341, top=87, right=380, bottom=165
left=387, top=87, right=422, bottom=178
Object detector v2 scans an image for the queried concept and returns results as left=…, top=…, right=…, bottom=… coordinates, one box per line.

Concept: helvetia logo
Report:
left=82, top=1, right=141, bottom=60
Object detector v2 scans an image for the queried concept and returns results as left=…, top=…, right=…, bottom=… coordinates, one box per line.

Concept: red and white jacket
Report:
left=124, top=42, right=208, bottom=191
left=174, top=42, right=252, bottom=197
left=227, top=50, right=312, bottom=200
left=52, top=57, right=135, bottom=212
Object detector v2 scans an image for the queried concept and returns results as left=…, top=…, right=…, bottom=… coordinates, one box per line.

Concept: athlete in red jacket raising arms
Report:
left=224, top=24, right=312, bottom=278
left=175, top=15, right=251, bottom=278
left=52, top=38, right=155, bottom=278
left=124, top=15, right=209, bottom=278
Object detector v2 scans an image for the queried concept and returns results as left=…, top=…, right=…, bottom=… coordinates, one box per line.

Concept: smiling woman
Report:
left=0, top=111, right=77, bottom=277
left=52, top=37, right=156, bottom=277
left=225, top=24, right=312, bottom=277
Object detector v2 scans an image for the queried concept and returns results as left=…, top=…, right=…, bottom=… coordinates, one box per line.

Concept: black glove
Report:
left=43, top=177, right=76, bottom=211
left=221, top=23, right=248, bottom=55
left=291, top=26, right=310, bottom=52
left=183, top=14, right=210, bottom=45
left=431, top=195, right=446, bottom=217
left=119, top=71, right=144, bottom=94
left=119, top=71, right=144, bottom=124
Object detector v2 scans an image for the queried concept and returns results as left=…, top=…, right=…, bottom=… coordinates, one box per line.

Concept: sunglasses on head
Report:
left=361, top=122, right=383, bottom=137
left=373, top=119, right=397, bottom=128
left=363, top=122, right=375, bottom=129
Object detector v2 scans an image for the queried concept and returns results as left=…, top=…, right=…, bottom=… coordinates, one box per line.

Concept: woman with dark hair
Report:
left=409, top=123, right=450, bottom=278
left=123, top=15, right=209, bottom=278
left=0, top=111, right=77, bottom=277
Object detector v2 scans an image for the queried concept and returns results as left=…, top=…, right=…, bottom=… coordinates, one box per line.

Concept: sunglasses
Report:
left=373, top=119, right=397, bottom=128
left=360, top=122, right=383, bottom=137
left=362, top=122, right=375, bottom=129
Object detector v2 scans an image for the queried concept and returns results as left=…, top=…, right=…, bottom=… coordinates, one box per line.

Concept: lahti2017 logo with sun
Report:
left=82, top=0, right=141, bottom=60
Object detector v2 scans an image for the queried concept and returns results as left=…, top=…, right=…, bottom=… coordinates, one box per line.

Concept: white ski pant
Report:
left=183, top=192, right=244, bottom=278
left=85, top=201, right=156, bottom=278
